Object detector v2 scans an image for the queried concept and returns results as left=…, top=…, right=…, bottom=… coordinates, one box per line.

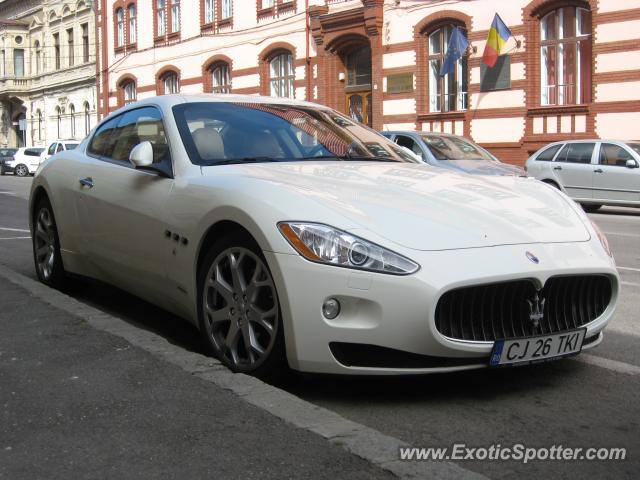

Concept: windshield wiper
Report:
left=336, top=155, right=401, bottom=162
left=209, top=157, right=283, bottom=165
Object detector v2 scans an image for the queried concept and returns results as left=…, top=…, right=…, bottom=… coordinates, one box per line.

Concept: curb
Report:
left=0, top=263, right=488, bottom=480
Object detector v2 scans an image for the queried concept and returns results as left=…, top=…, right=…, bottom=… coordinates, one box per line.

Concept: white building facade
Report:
left=0, top=0, right=98, bottom=148
left=98, top=0, right=640, bottom=165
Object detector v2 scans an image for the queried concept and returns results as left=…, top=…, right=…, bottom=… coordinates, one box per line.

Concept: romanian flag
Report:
left=482, top=14, right=513, bottom=68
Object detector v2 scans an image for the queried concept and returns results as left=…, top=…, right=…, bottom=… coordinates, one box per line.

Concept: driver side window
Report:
left=88, top=107, right=169, bottom=164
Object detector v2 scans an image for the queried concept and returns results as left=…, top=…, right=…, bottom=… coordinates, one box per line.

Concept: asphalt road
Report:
left=1, top=175, right=639, bottom=479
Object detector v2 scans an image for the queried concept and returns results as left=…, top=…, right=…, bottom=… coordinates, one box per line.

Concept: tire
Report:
left=197, top=232, right=287, bottom=379
left=32, top=197, right=67, bottom=289
left=581, top=203, right=602, bottom=213
left=542, top=179, right=561, bottom=190
left=0, top=167, right=5, bottom=176
left=15, top=164, right=29, bottom=177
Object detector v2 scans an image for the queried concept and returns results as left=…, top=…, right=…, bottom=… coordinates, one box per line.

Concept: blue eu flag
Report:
left=439, top=27, right=469, bottom=77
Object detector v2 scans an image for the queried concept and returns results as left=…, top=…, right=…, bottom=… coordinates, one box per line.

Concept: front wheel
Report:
left=14, top=164, right=29, bottom=177
left=581, top=203, right=602, bottom=213
left=198, top=234, right=286, bottom=378
left=32, top=197, right=67, bottom=288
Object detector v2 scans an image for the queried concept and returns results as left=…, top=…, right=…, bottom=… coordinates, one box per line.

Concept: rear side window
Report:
left=599, top=143, right=633, bottom=167
left=555, top=143, right=595, bottom=164
left=25, top=149, right=42, bottom=156
left=536, top=144, right=561, bottom=161
left=88, top=116, right=121, bottom=157
left=65, top=143, right=78, bottom=150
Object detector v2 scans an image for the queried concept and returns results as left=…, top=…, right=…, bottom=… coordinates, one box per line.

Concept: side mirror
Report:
left=626, top=159, right=638, bottom=169
left=129, top=141, right=154, bottom=168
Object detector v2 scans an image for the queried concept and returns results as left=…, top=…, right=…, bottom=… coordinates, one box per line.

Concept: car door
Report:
left=551, top=142, right=596, bottom=200
left=593, top=142, right=640, bottom=203
left=76, top=106, right=174, bottom=297
left=43, top=142, right=57, bottom=161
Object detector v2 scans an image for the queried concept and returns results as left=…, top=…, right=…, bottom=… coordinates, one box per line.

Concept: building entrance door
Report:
left=344, top=45, right=372, bottom=127
left=347, top=92, right=372, bottom=126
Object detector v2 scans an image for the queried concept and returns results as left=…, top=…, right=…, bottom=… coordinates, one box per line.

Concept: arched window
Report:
left=345, top=46, right=372, bottom=88
left=84, top=102, right=91, bottom=135
left=70, top=104, right=76, bottom=138
left=116, top=8, right=125, bottom=47
left=128, top=4, right=137, bottom=44
left=171, top=0, right=180, bottom=33
left=123, top=80, right=136, bottom=103
left=56, top=107, right=61, bottom=138
left=427, top=25, right=468, bottom=112
left=37, top=110, right=43, bottom=141
left=210, top=62, right=231, bottom=93
left=269, top=52, right=294, bottom=98
left=162, top=71, right=179, bottom=94
left=157, top=0, right=167, bottom=36
left=204, top=0, right=214, bottom=24
left=540, top=6, right=591, bottom=105
left=34, top=40, right=41, bottom=74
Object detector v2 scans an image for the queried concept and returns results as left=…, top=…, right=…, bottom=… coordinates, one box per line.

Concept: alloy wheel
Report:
left=15, top=164, right=28, bottom=177
left=202, top=247, right=279, bottom=370
left=34, top=207, right=56, bottom=281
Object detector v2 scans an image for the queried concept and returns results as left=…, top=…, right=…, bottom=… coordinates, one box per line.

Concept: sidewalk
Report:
left=0, top=276, right=393, bottom=480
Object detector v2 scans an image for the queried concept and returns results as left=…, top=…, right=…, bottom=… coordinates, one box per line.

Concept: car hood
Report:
left=201, top=161, right=590, bottom=251
left=435, top=159, right=525, bottom=176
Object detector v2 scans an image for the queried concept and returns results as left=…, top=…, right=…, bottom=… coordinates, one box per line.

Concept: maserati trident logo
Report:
left=527, top=292, right=546, bottom=329
left=526, top=251, right=539, bottom=264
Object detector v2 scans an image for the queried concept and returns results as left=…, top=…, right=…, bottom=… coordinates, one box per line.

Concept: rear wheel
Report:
left=32, top=197, right=67, bottom=288
left=581, top=203, right=602, bottom=213
left=198, top=233, right=286, bottom=378
left=15, top=164, right=29, bottom=177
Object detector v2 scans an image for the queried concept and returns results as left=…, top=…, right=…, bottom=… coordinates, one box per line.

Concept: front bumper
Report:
left=265, top=240, right=618, bottom=375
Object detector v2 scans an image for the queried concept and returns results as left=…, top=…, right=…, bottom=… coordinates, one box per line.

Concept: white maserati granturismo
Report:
left=29, top=95, right=619, bottom=377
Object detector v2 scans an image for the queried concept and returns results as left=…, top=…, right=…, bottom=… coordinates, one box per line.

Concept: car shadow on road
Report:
left=62, top=277, right=592, bottom=405
left=64, top=279, right=208, bottom=356
left=277, top=359, right=589, bottom=405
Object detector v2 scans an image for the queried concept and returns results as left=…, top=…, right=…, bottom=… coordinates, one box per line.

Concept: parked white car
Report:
left=29, top=95, right=619, bottom=377
left=1, top=147, right=45, bottom=177
left=40, top=140, right=79, bottom=162
left=526, top=140, right=640, bottom=211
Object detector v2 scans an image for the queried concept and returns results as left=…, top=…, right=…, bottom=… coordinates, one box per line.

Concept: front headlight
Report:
left=278, top=222, right=420, bottom=275
left=589, top=218, right=613, bottom=258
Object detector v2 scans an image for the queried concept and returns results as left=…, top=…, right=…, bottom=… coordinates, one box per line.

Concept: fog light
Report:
left=322, top=298, right=341, bottom=319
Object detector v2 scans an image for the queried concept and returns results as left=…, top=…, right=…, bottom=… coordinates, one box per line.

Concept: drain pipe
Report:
left=305, top=0, right=311, bottom=101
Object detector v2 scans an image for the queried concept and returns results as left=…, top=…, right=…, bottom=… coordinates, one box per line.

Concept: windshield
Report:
left=172, top=102, right=414, bottom=166
left=420, top=134, right=495, bottom=161
left=627, top=143, right=640, bottom=156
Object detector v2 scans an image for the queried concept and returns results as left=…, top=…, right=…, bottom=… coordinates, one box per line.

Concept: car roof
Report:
left=108, top=93, right=333, bottom=119
left=541, top=139, right=637, bottom=146
left=382, top=131, right=460, bottom=139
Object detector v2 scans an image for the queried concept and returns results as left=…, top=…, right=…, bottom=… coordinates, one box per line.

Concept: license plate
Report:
left=490, top=329, right=586, bottom=367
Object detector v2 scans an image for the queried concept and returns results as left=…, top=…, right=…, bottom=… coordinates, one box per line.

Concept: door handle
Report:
left=79, top=177, right=94, bottom=188
left=553, top=166, right=562, bottom=171
left=593, top=168, right=603, bottom=173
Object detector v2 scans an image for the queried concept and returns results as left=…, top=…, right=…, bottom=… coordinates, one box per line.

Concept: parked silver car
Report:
left=526, top=140, right=640, bottom=211
left=381, top=131, right=525, bottom=176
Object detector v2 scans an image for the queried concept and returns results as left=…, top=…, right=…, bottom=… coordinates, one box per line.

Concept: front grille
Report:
left=435, top=275, right=612, bottom=342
